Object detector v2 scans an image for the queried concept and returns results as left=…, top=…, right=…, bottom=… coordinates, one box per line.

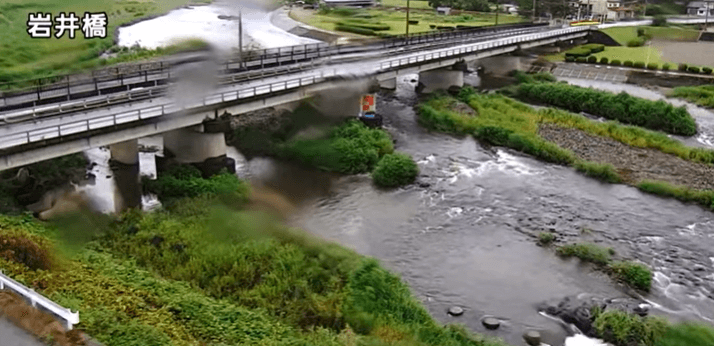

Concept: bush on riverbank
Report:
left=143, top=165, right=249, bottom=202
left=372, top=153, right=420, bottom=187
left=637, top=180, right=714, bottom=210
left=556, top=243, right=613, bottom=266
left=592, top=308, right=668, bottom=346
left=556, top=243, right=653, bottom=290
left=573, top=161, right=622, bottom=183
left=509, top=82, right=697, bottom=136
left=671, top=85, right=714, bottom=108
left=609, top=261, right=652, bottom=291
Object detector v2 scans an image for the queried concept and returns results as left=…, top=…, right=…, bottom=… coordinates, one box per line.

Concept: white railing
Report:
left=0, top=26, right=591, bottom=151
left=0, top=270, right=79, bottom=330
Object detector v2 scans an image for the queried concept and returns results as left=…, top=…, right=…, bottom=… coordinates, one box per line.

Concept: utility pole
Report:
left=587, top=0, right=591, bottom=19
left=238, top=9, right=243, bottom=69
left=643, top=0, right=647, bottom=17
left=533, top=0, right=537, bottom=22
left=406, top=0, right=410, bottom=36
left=706, top=0, right=711, bottom=31
left=495, top=0, right=500, bottom=25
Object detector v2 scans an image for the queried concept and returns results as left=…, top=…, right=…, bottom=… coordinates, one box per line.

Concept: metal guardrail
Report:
left=0, top=270, right=80, bottom=330
left=0, top=26, right=590, bottom=151
left=0, top=25, right=549, bottom=113
left=0, top=22, right=548, bottom=109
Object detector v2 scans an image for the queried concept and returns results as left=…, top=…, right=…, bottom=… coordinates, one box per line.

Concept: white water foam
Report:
left=564, top=334, right=610, bottom=346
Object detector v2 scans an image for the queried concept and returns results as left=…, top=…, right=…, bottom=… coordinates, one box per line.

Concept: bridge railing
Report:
left=0, top=22, right=549, bottom=109
left=0, top=26, right=591, bottom=152
left=0, top=270, right=80, bottom=330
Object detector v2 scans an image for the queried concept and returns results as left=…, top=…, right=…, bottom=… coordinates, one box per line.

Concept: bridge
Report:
left=0, top=23, right=592, bottom=174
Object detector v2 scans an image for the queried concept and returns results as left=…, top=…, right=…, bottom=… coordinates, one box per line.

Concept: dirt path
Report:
left=651, top=39, right=714, bottom=67
left=538, top=123, right=714, bottom=190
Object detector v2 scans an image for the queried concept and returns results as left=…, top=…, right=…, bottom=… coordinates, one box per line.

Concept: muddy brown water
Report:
left=46, top=72, right=714, bottom=346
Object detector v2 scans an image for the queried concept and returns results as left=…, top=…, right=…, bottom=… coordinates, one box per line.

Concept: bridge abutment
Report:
left=378, top=77, right=397, bottom=90
left=109, top=139, right=139, bottom=165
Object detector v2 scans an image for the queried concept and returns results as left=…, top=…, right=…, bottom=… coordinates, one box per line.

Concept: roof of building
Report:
left=687, top=1, right=712, bottom=8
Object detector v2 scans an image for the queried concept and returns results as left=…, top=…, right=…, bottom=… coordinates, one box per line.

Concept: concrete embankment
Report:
left=544, top=62, right=714, bottom=88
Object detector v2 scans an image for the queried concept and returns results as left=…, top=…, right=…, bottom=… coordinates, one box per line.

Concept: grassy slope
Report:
left=0, top=0, right=211, bottom=86
left=602, top=26, right=700, bottom=45
left=378, top=0, right=433, bottom=9
left=670, top=85, right=714, bottom=108
left=291, top=8, right=522, bottom=36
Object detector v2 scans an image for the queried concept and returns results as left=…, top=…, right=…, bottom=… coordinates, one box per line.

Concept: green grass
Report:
left=556, top=243, right=614, bottom=266
left=142, top=165, right=250, bottom=202
left=291, top=7, right=523, bottom=36
left=609, top=261, right=653, bottom=291
left=670, top=85, right=714, bottom=108
left=0, top=191, right=511, bottom=346
left=537, top=232, right=555, bottom=246
left=371, top=152, right=420, bottom=187
left=592, top=46, right=665, bottom=66
left=0, top=0, right=212, bottom=88
left=592, top=308, right=669, bottom=346
left=637, top=180, right=714, bottom=210
left=602, top=26, right=700, bottom=45
left=378, top=0, right=433, bottom=9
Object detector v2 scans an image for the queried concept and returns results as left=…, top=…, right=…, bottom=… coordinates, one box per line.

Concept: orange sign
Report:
left=361, top=94, right=375, bottom=113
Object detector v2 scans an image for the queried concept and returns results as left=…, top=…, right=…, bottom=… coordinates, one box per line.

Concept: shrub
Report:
left=576, top=57, right=587, bottom=63
left=565, top=47, right=592, bottom=58
left=633, top=61, right=646, bottom=69
left=337, top=20, right=390, bottom=31
left=647, top=63, right=658, bottom=70
left=637, top=28, right=645, bottom=36
left=626, top=37, right=645, bottom=47
left=657, top=323, right=714, bottom=346
left=610, top=59, right=621, bottom=66
left=581, top=43, right=605, bottom=53
left=538, top=232, right=555, bottom=246
left=688, top=66, right=700, bottom=74
left=678, top=63, right=688, bottom=71
left=593, top=310, right=668, bottom=346
left=143, top=166, right=249, bottom=201
left=371, top=153, right=419, bottom=188
left=609, top=261, right=652, bottom=291
left=556, top=243, right=613, bottom=266
left=408, top=20, right=418, bottom=25
left=574, top=161, right=622, bottom=183
left=623, top=60, right=633, bottom=67
left=703, top=67, right=713, bottom=74
left=653, top=15, right=667, bottom=27
left=511, top=83, right=697, bottom=136
left=565, top=56, right=575, bottom=62
left=662, top=63, right=670, bottom=71
left=587, top=56, right=597, bottom=63
left=334, top=24, right=376, bottom=36
left=599, top=57, right=609, bottom=64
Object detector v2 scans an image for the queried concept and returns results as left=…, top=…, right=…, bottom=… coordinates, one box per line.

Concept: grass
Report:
left=0, top=0, right=212, bottom=87
left=609, top=261, right=653, bottom=291
left=0, top=190, right=512, bottom=346
left=537, top=232, right=555, bottom=246
left=602, top=26, right=700, bottom=45
left=378, top=0, right=433, bottom=9
left=592, top=308, right=668, bottom=346
left=371, top=152, right=420, bottom=187
left=670, top=85, right=714, bottom=108
left=556, top=243, right=614, bottom=266
left=591, top=46, right=665, bottom=66
left=291, top=7, right=523, bottom=37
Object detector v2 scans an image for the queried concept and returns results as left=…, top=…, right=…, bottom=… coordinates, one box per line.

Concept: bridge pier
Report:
left=378, top=77, right=397, bottom=90
left=417, top=69, right=464, bottom=94
left=478, top=56, right=523, bottom=76
left=162, top=126, right=235, bottom=177
left=108, top=139, right=141, bottom=212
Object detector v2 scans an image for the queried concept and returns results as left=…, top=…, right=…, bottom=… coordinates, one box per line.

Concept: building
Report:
left=436, top=6, right=451, bottom=15
left=502, top=4, right=519, bottom=14
left=322, top=0, right=376, bottom=8
left=569, top=0, right=634, bottom=20
left=686, top=1, right=714, bottom=15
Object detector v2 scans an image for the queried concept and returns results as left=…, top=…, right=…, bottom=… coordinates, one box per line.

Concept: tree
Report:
left=428, top=0, right=492, bottom=11
left=513, top=0, right=574, bottom=18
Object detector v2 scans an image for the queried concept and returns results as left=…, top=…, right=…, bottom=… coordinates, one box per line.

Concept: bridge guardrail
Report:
left=0, top=270, right=80, bottom=330
left=0, top=26, right=590, bottom=151
left=0, top=26, right=547, bottom=121
left=0, top=23, right=548, bottom=109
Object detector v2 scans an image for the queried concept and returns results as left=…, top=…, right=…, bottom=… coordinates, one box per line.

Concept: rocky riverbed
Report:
left=538, top=122, right=714, bottom=190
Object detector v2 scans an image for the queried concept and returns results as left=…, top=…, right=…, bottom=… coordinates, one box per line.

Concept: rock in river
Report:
left=523, top=330, right=541, bottom=346
left=482, top=317, right=500, bottom=330
left=448, top=306, right=464, bottom=316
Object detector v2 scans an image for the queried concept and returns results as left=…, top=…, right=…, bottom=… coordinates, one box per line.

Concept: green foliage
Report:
left=556, top=243, right=613, bottom=266
left=647, top=63, right=658, bottom=70
left=512, top=71, right=556, bottom=84
left=637, top=28, right=645, bottom=36
left=637, top=180, right=714, bottom=211
left=537, top=232, right=555, bottom=246
left=609, top=261, right=652, bottom=291
left=565, top=47, right=592, bottom=58
left=587, top=56, right=597, bottom=63
left=624, top=60, right=634, bottom=67
left=633, top=61, right=645, bottom=68
left=652, top=15, right=667, bottom=27
left=662, top=63, right=670, bottom=71
left=573, top=161, right=622, bottom=183
left=143, top=165, right=249, bottom=202
left=593, top=310, right=668, bottom=346
left=565, top=56, right=575, bottom=62
left=510, top=82, right=697, bottom=136
left=626, top=37, right=645, bottom=47
left=335, top=24, right=376, bottom=36
left=277, top=120, right=394, bottom=174
left=576, top=57, right=587, bottom=63
left=656, top=323, right=714, bottom=346
left=678, top=63, right=688, bottom=71
left=428, top=0, right=491, bottom=11
left=581, top=43, right=605, bottom=53
left=703, top=67, right=713, bottom=74
left=337, top=20, right=390, bottom=31
left=688, top=66, right=700, bottom=74
left=671, top=85, right=714, bottom=108
left=610, top=59, right=621, bottom=66
left=600, top=57, right=609, bottom=64
left=371, top=153, right=419, bottom=188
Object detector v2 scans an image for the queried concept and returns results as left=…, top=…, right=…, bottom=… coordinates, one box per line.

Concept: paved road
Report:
left=0, top=316, right=46, bottom=346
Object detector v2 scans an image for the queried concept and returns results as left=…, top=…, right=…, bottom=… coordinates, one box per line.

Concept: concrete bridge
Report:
left=0, top=24, right=591, bottom=173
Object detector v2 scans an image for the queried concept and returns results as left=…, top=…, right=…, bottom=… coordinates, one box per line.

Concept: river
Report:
left=76, top=6, right=714, bottom=345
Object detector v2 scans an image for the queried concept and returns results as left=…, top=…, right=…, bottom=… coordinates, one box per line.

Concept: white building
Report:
left=686, top=1, right=714, bottom=16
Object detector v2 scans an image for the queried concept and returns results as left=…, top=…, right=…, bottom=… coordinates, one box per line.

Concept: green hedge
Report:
left=371, top=153, right=419, bottom=187
left=633, top=61, right=645, bottom=68
left=335, top=24, right=376, bottom=35
left=662, top=63, right=671, bottom=71
left=565, top=56, right=575, bottom=62
left=679, top=63, right=688, bottom=71
left=337, top=20, right=390, bottom=31
left=703, top=67, right=713, bottom=74
left=624, top=60, right=633, bottom=67
left=627, top=37, right=646, bottom=47
left=610, top=59, right=621, bottom=66
left=576, top=57, right=587, bottom=63
left=587, top=56, right=597, bottom=63
left=600, top=57, right=609, bottom=64
left=647, top=63, right=658, bottom=70
left=688, top=66, right=700, bottom=73
left=581, top=43, right=605, bottom=53
left=565, top=47, right=593, bottom=58
left=511, top=82, right=697, bottom=136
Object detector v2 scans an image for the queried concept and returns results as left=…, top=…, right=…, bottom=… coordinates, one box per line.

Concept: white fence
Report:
left=0, top=270, right=80, bottom=330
